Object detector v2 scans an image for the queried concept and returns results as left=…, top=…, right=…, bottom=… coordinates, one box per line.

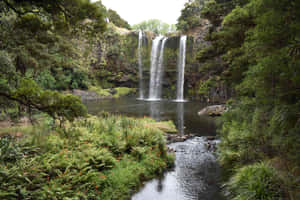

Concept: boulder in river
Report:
left=198, top=105, right=226, bottom=116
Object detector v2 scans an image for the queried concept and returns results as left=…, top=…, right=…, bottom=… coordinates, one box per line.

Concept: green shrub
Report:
left=227, top=162, right=284, bottom=200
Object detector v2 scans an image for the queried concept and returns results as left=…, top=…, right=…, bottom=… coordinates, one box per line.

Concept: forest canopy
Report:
left=132, top=19, right=176, bottom=34
left=178, top=0, right=300, bottom=199
left=0, top=0, right=108, bottom=122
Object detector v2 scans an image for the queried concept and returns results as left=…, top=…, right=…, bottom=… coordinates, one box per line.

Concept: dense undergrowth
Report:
left=178, top=0, right=300, bottom=199
left=0, top=114, right=174, bottom=200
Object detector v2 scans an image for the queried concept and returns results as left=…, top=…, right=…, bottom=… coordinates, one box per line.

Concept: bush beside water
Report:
left=0, top=115, right=174, bottom=200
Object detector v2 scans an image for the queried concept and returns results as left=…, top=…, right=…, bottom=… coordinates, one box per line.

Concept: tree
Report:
left=0, top=78, right=87, bottom=124
left=176, top=0, right=203, bottom=32
left=2, top=0, right=106, bottom=32
left=107, top=9, right=131, bottom=30
left=132, top=19, right=176, bottom=35
left=0, top=0, right=99, bottom=123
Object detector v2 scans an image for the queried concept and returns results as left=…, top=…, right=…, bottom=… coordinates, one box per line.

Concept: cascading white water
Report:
left=175, top=35, right=187, bottom=102
left=155, top=37, right=168, bottom=99
left=148, top=36, right=167, bottom=100
left=138, top=30, right=145, bottom=99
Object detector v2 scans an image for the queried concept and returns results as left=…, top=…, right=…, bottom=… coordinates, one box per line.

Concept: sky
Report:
left=93, top=0, right=189, bottom=25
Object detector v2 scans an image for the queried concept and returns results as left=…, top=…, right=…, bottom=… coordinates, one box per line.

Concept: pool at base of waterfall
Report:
left=84, top=97, right=217, bottom=136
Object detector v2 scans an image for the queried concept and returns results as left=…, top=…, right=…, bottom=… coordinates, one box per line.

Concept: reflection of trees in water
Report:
left=156, top=176, right=165, bottom=192
left=177, top=103, right=185, bottom=135
left=171, top=139, right=221, bottom=200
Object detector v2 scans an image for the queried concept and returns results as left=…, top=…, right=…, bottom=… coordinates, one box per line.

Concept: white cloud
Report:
left=92, top=0, right=189, bottom=25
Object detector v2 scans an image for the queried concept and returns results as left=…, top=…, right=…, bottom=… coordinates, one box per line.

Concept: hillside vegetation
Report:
left=177, top=0, right=300, bottom=199
left=0, top=0, right=139, bottom=121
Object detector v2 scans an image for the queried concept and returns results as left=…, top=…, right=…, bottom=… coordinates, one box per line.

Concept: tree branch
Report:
left=0, top=92, right=54, bottom=118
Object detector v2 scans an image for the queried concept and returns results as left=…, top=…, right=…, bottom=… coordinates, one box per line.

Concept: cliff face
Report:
left=73, top=23, right=151, bottom=89
left=77, top=20, right=230, bottom=103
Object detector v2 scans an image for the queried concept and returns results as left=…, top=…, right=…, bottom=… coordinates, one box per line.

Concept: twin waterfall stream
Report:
left=138, top=31, right=187, bottom=101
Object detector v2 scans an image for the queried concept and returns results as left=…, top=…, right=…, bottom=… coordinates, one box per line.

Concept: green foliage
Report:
left=1, top=78, right=87, bottom=123
left=196, top=77, right=218, bottom=97
left=0, top=0, right=110, bottom=121
left=107, top=9, right=131, bottom=30
left=201, top=0, right=250, bottom=26
left=2, top=0, right=106, bottom=33
left=177, top=0, right=205, bottom=32
left=227, top=162, right=284, bottom=200
left=112, top=87, right=136, bottom=98
left=93, top=24, right=146, bottom=87
left=0, top=136, right=24, bottom=163
left=89, top=86, right=111, bottom=97
left=132, top=19, right=176, bottom=34
left=94, top=1, right=130, bottom=30
left=0, top=51, right=17, bottom=89
left=197, top=0, right=300, bottom=198
left=1, top=0, right=107, bottom=89
left=0, top=115, right=174, bottom=199
left=89, top=86, right=136, bottom=99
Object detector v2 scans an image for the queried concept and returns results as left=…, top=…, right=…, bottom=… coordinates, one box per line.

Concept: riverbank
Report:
left=0, top=114, right=174, bottom=199
left=70, top=87, right=137, bottom=101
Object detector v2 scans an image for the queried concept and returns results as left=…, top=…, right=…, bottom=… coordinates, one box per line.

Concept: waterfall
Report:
left=148, top=36, right=167, bottom=100
left=155, top=37, right=168, bottom=99
left=175, top=35, right=187, bottom=102
left=138, top=30, right=145, bottom=99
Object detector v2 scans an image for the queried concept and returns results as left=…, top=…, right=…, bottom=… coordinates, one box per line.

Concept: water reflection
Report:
left=156, top=176, right=164, bottom=192
left=174, top=139, right=220, bottom=199
left=132, top=137, right=224, bottom=200
left=177, top=102, right=185, bottom=135
left=149, top=101, right=162, bottom=120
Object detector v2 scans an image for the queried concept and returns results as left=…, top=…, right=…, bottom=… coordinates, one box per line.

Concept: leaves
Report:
left=132, top=19, right=176, bottom=35
left=0, top=115, right=174, bottom=199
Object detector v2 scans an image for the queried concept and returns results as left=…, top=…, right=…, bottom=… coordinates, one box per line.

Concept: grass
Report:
left=112, top=87, right=136, bottom=98
left=89, top=86, right=136, bottom=99
left=0, top=114, right=175, bottom=200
